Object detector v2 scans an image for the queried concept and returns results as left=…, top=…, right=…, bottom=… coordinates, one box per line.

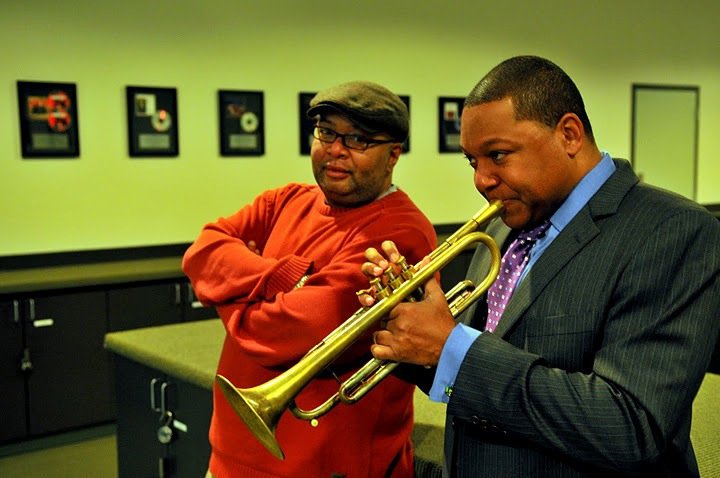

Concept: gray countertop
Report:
left=104, top=318, right=446, bottom=465
left=1, top=257, right=184, bottom=295
left=105, top=319, right=224, bottom=390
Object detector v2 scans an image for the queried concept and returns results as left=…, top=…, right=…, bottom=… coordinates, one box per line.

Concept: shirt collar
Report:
left=549, top=152, right=615, bottom=232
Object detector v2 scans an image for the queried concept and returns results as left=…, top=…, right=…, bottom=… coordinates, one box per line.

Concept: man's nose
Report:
left=327, top=136, right=348, bottom=155
left=474, top=166, right=498, bottom=192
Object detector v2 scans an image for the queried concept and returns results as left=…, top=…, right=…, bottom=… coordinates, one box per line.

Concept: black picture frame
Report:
left=17, top=80, right=80, bottom=158
left=399, top=95, right=411, bottom=153
left=299, top=92, right=316, bottom=155
left=126, top=86, right=178, bottom=157
left=299, top=92, right=411, bottom=155
left=219, top=90, right=265, bottom=157
left=438, top=96, right=465, bottom=153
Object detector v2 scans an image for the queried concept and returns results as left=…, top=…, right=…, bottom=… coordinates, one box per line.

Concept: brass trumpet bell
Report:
left=215, top=375, right=286, bottom=459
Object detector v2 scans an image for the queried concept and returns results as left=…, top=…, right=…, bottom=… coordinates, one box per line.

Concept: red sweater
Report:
left=182, top=183, right=436, bottom=478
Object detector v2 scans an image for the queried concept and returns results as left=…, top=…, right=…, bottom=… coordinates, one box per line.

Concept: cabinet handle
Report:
left=150, top=378, right=163, bottom=412
left=27, top=298, right=54, bottom=328
left=12, top=300, right=20, bottom=323
left=186, top=283, right=205, bottom=308
left=160, top=381, right=170, bottom=414
left=150, top=379, right=172, bottom=413
left=28, top=298, right=36, bottom=320
left=174, top=284, right=182, bottom=305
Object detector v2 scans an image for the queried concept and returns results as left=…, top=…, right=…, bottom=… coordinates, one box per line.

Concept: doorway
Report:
left=630, top=84, right=699, bottom=200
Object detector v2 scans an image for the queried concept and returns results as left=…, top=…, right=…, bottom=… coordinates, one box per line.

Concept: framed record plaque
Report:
left=219, top=90, right=264, bottom=156
left=298, top=92, right=317, bottom=156
left=438, top=96, right=464, bottom=153
left=17, top=80, right=80, bottom=158
left=399, top=94, right=410, bottom=153
left=126, top=86, right=178, bottom=157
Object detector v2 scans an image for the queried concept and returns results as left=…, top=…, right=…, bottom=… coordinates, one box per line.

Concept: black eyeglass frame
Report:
left=312, top=126, right=396, bottom=152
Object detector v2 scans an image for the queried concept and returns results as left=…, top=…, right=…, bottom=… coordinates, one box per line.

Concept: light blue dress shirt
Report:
left=429, top=153, right=616, bottom=402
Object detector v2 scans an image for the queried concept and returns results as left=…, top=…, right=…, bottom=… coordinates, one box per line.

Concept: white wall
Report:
left=2, top=0, right=718, bottom=255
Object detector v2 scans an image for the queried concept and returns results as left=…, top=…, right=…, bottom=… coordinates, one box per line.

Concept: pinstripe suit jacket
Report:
left=443, top=159, right=720, bottom=477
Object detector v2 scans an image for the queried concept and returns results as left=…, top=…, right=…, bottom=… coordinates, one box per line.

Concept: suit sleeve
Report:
left=448, top=209, right=720, bottom=473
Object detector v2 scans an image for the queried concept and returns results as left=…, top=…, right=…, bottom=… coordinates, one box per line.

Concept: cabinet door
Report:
left=169, top=377, right=213, bottom=478
left=114, top=356, right=168, bottom=478
left=107, top=283, right=182, bottom=332
left=0, top=299, right=27, bottom=443
left=24, top=290, right=113, bottom=435
left=114, top=355, right=212, bottom=478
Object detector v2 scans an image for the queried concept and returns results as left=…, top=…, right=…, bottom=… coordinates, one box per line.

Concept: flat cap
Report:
left=307, top=81, right=408, bottom=142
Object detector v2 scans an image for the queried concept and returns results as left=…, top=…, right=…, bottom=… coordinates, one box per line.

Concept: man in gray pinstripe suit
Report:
left=361, top=56, right=720, bottom=477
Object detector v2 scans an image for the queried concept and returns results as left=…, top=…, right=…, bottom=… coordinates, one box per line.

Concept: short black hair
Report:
left=465, top=56, right=595, bottom=143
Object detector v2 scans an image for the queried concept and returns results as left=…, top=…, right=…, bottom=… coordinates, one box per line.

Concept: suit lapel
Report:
left=493, top=159, right=639, bottom=338
left=494, top=210, right=599, bottom=337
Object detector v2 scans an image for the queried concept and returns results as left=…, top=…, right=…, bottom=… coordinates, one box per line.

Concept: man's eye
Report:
left=345, top=135, right=368, bottom=148
left=464, top=154, right=477, bottom=169
left=490, top=151, right=507, bottom=163
left=318, top=127, right=333, bottom=135
left=347, top=135, right=366, bottom=143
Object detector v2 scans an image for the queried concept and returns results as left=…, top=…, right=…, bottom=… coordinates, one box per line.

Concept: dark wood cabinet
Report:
left=104, top=280, right=215, bottom=431
left=1, top=291, right=113, bottom=442
left=108, top=283, right=183, bottom=332
left=0, top=300, right=27, bottom=443
left=114, top=355, right=212, bottom=478
left=168, top=380, right=214, bottom=477
left=0, top=255, right=215, bottom=446
left=24, top=290, right=114, bottom=435
left=115, top=356, right=169, bottom=477
left=108, top=280, right=216, bottom=332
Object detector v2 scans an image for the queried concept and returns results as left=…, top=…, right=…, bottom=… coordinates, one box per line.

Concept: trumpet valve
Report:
left=398, top=256, right=416, bottom=281
left=384, top=266, right=405, bottom=291
left=370, top=277, right=391, bottom=300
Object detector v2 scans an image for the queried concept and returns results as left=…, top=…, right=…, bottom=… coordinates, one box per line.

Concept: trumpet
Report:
left=216, top=199, right=504, bottom=459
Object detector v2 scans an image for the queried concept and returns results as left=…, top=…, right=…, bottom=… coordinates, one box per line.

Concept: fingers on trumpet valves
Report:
left=380, top=240, right=401, bottom=263
left=359, top=244, right=416, bottom=307
left=363, top=246, right=390, bottom=275
left=355, top=287, right=375, bottom=307
left=356, top=277, right=387, bottom=306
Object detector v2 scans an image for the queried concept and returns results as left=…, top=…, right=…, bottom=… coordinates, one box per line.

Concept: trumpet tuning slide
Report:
left=215, top=374, right=286, bottom=460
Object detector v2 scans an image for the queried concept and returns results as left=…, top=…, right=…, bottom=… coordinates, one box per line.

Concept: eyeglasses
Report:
left=312, top=126, right=395, bottom=152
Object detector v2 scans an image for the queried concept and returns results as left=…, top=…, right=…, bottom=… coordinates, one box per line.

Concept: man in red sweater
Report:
left=183, top=80, right=437, bottom=478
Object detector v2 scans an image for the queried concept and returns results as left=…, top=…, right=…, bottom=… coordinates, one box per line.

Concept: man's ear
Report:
left=556, top=113, right=584, bottom=157
left=387, top=143, right=402, bottom=170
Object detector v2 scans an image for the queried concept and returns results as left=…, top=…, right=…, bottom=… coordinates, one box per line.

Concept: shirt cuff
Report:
left=428, top=323, right=481, bottom=403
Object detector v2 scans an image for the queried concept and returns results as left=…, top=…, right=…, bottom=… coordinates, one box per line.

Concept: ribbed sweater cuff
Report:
left=265, top=255, right=313, bottom=297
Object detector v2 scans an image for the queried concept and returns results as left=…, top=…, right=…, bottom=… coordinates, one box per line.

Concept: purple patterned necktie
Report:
left=485, top=221, right=550, bottom=333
